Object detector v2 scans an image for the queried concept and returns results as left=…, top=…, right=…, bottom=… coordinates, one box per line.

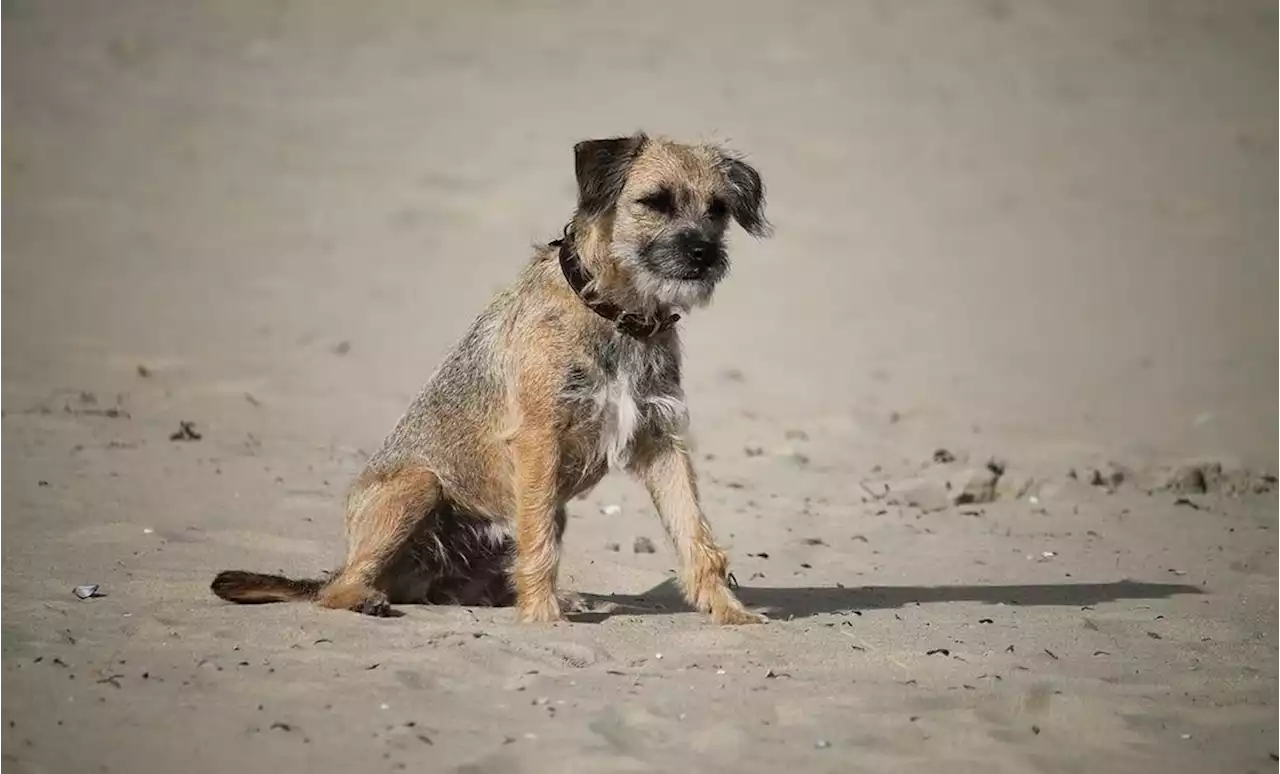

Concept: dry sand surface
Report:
left=3, top=1, right=1277, bottom=772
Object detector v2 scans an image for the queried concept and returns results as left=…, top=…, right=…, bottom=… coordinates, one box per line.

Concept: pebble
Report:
left=73, top=585, right=102, bottom=600
left=600, top=504, right=623, bottom=516
left=1160, top=462, right=1220, bottom=495
left=997, top=474, right=1039, bottom=500
left=815, top=739, right=831, bottom=749
left=893, top=478, right=951, bottom=512
left=1087, top=462, right=1130, bottom=491
left=633, top=536, right=657, bottom=554
left=1037, top=477, right=1102, bottom=503
left=951, top=467, right=1000, bottom=505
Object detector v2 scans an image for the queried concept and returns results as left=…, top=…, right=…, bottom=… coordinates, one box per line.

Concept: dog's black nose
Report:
left=680, top=235, right=718, bottom=265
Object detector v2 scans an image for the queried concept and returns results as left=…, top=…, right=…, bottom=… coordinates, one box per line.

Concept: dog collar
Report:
left=551, top=233, right=681, bottom=339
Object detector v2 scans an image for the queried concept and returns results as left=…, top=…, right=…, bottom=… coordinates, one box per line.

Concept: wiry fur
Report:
left=211, top=132, right=771, bottom=624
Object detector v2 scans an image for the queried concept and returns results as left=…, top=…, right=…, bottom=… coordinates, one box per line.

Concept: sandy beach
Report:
left=3, top=1, right=1276, bottom=772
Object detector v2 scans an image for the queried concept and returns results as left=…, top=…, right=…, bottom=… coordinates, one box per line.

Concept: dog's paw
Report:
left=318, top=583, right=402, bottom=617
left=356, top=592, right=401, bottom=618
left=556, top=590, right=589, bottom=614
left=712, top=606, right=768, bottom=626
left=516, top=595, right=565, bottom=624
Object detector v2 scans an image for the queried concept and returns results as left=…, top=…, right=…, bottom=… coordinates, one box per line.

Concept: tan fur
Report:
left=631, top=438, right=761, bottom=624
left=315, top=463, right=443, bottom=616
left=211, top=132, right=771, bottom=625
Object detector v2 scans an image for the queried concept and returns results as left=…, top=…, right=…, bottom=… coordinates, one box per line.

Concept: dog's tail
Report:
left=211, top=570, right=325, bottom=605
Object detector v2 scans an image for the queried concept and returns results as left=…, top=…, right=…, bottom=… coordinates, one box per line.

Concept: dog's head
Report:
left=571, top=132, right=771, bottom=310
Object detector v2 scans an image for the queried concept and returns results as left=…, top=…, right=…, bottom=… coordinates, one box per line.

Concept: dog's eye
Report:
left=707, top=197, right=728, bottom=219
left=637, top=189, right=676, bottom=215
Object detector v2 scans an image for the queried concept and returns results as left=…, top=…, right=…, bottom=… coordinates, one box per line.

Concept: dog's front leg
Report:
left=511, top=426, right=565, bottom=623
left=633, top=440, right=767, bottom=625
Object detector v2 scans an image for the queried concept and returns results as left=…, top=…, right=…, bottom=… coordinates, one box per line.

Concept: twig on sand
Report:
left=858, top=481, right=887, bottom=501
left=839, top=629, right=908, bottom=673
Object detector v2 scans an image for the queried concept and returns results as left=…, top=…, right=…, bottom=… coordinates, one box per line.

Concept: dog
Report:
left=212, top=132, right=772, bottom=624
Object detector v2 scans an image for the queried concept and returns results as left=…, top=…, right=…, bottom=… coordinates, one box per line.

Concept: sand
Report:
left=2, top=1, right=1276, bottom=772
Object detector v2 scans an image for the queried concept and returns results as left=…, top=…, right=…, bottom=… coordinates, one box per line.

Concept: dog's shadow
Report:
left=568, top=578, right=1204, bottom=622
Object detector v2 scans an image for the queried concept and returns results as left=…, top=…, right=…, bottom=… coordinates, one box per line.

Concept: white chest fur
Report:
left=596, top=368, right=641, bottom=470
left=592, top=364, right=687, bottom=470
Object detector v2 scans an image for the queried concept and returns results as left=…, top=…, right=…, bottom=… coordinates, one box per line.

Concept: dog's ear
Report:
left=574, top=134, right=648, bottom=218
left=717, top=151, right=772, bottom=238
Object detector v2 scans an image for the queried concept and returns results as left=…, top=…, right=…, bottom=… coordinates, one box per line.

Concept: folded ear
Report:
left=716, top=151, right=772, bottom=238
left=573, top=133, right=648, bottom=218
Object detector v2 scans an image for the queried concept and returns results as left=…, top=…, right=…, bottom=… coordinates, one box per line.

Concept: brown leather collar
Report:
left=551, top=230, right=680, bottom=339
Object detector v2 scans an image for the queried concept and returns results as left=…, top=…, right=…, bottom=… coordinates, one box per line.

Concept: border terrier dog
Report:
left=212, top=132, right=771, bottom=624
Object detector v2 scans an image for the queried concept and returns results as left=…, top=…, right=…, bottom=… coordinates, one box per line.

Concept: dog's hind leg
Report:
left=317, top=462, right=443, bottom=617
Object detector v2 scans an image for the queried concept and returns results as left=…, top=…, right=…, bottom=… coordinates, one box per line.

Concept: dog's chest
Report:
left=575, top=338, right=684, bottom=470
left=594, top=368, right=643, bottom=469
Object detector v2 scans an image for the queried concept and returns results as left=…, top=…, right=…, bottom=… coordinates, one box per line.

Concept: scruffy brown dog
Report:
left=212, top=132, right=771, bottom=624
